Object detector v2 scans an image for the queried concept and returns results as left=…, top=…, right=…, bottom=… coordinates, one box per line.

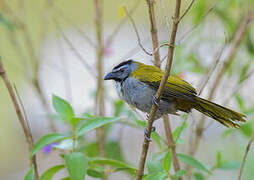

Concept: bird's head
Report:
left=104, top=60, right=138, bottom=82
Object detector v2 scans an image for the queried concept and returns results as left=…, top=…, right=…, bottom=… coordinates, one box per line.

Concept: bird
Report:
left=104, top=60, right=246, bottom=129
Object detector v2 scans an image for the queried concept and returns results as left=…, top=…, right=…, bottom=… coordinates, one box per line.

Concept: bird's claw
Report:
left=144, top=126, right=156, bottom=142
left=152, top=95, right=159, bottom=107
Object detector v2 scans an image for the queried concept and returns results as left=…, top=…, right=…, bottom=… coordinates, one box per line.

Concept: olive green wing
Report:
left=130, top=65, right=197, bottom=101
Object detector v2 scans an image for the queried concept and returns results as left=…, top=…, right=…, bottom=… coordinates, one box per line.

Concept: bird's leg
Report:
left=144, top=126, right=156, bottom=142
left=152, top=95, right=159, bottom=107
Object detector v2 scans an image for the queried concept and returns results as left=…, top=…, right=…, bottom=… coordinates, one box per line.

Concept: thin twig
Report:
left=51, top=1, right=95, bottom=47
left=4, top=0, right=57, bottom=132
left=0, top=59, right=39, bottom=180
left=178, top=3, right=216, bottom=44
left=178, top=0, right=195, bottom=22
left=13, top=85, right=30, bottom=130
left=238, top=130, right=254, bottom=180
left=57, top=36, right=73, bottom=102
left=136, top=0, right=182, bottom=179
left=146, top=0, right=182, bottom=176
left=223, top=68, right=254, bottom=105
left=124, top=7, right=172, bottom=57
left=105, top=0, right=141, bottom=47
left=197, top=35, right=227, bottom=95
left=146, top=0, right=161, bottom=67
left=54, top=18, right=96, bottom=76
left=189, top=8, right=254, bottom=157
left=163, top=115, right=182, bottom=172
left=93, top=1, right=106, bottom=174
left=160, top=0, right=171, bottom=32
left=124, top=6, right=153, bottom=56
left=203, top=68, right=254, bottom=131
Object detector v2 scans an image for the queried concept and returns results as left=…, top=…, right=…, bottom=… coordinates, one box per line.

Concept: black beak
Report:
left=104, top=72, right=115, bottom=80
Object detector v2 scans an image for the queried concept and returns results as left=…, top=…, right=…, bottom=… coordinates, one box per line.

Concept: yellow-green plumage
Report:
left=130, top=62, right=246, bottom=128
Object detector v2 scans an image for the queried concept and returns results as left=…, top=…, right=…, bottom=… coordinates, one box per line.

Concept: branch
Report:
left=136, top=0, right=182, bottom=179
left=93, top=0, right=106, bottom=172
left=223, top=68, right=254, bottom=105
left=197, top=35, right=227, bottom=95
left=124, top=7, right=153, bottom=56
left=163, top=115, right=182, bottom=171
left=146, top=0, right=161, bottom=67
left=238, top=130, right=254, bottom=180
left=51, top=1, right=95, bottom=47
left=54, top=18, right=96, bottom=77
left=0, top=59, right=39, bottom=180
left=178, top=0, right=195, bottom=22
left=105, top=0, right=141, bottom=47
left=124, top=7, right=172, bottom=57
left=146, top=0, right=182, bottom=176
left=203, top=68, right=254, bottom=131
left=189, top=7, right=254, bottom=157
left=178, top=3, right=216, bottom=44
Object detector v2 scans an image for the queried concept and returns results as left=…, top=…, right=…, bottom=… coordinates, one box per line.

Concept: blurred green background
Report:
left=0, top=0, right=254, bottom=179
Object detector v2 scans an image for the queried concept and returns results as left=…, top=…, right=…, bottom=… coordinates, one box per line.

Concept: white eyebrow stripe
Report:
left=112, top=66, right=125, bottom=72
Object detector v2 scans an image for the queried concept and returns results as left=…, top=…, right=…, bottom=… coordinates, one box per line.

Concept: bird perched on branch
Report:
left=104, top=60, right=246, bottom=128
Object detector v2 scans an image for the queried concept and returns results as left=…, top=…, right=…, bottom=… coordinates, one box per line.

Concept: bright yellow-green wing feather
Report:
left=130, top=62, right=197, bottom=100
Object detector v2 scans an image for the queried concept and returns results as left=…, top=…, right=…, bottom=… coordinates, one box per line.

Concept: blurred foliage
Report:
left=0, top=0, right=254, bottom=179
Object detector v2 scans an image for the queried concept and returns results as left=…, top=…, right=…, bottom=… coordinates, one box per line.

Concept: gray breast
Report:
left=115, top=77, right=176, bottom=119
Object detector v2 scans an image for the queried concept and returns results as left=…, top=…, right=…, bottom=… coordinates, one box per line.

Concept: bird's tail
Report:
left=193, top=97, right=246, bottom=128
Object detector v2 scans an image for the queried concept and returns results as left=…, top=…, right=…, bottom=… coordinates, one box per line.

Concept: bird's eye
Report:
left=119, top=69, right=124, bottom=72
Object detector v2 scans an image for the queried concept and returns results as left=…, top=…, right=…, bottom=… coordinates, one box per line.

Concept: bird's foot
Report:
left=152, top=95, right=159, bottom=107
left=144, top=126, right=156, bottom=142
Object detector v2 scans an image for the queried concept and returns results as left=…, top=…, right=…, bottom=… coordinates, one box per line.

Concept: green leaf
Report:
left=173, top=121, right=187, bottom=142
left=147, top=160, right=163, bottom=174
left=70, top=117, right=83, bottom=127
left=40, top=165, right=65, bottom=180
left=24, top=165, right=34, bottom=180
left=65, top=152, right=88, bottom=180
left=87, top=169, right=105, bottom=178
left=0, top=13, right=16, bottom=31
left=216, top=151, right=222, bottom=166
left=188, top=54, right=206, bottom=74
left=81, top=141, right=125, bottom=161
left=246, top=107, right=254, bottom=115
left=173, top=169, right=187, bottom=179
left=163, top=149, right=172, bottom=172
left=192, top=0, right=206, bottom=24
left=245, top=32, right=254, bottom=56
left=105, top=141, right=125, bottom=161
left=76, top=117, right=121, bottom=137
left=114, top=99, right=125, bottom=116
left=239, top=60, right=252, bottom=83
left=81, top=113, right=94, bottom=118
left=193, top=172, right=205, bottom=180
left=135, top=119, right=147, bottom=128
left=217, top=160, right=240, bottom=170
left=81, top=142, right=98, bottom=157
left=61, top=177, right=71, bottom=180
left=30, top=133, right=69, bottom=158
left=177, top=153, right=211, bottom=174
left=234, top=93, right=246, bottom=112
left=145, top=172, right=167, bottom=180
left=53, top=139, right=78, bottom=150
left=89, top=157, right=137, bottom=175
left=239, top=122, right=253, bottom=138
left=52, top=95, right=74, bottom=122
left=222, top=128, right=234, bottom=138
left=151, top=132, right=162, bottom=150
